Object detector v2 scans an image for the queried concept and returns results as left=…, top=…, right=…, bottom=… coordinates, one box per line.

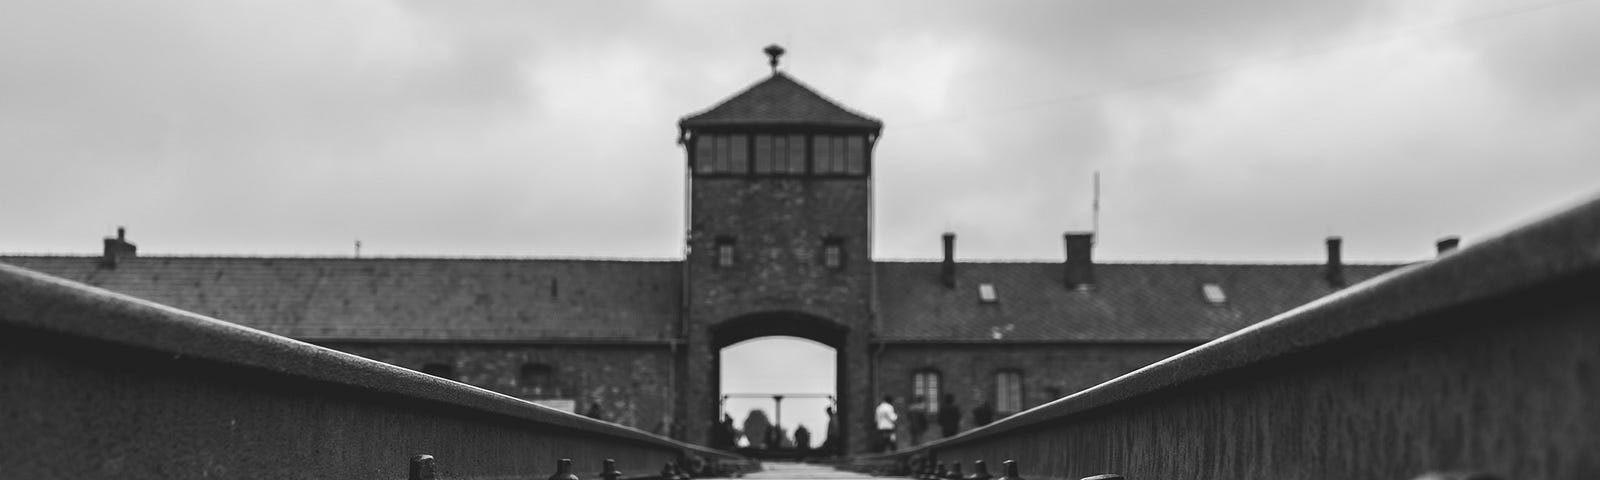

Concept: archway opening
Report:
left=709, top=311, right=848, bottom=457
left=719, top=336, right=836, bottom=451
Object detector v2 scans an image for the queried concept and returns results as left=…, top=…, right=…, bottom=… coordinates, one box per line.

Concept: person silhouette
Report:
left=794, top=424, right=811, bottom=452
left=875, top=395, right=899, bottom=452
left=972, top=401, right=995, bottom=427
left=937, top=394, right=961, bottom=437
left=822, top=406, right=840, bottom=455
left=907, top=395, right=930, bottom=444
left=718, top=413, right=737, bottom=448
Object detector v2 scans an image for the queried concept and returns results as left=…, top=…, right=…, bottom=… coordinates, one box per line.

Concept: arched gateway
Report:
left=676, top=48, right=883, bottom=453
left=711, top=311, right=847, bottom=451
left=693, top=309, right=871, bottom=454
left=711, top=311, right=847, bottom=351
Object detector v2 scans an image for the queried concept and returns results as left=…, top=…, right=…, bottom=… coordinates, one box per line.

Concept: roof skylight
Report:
left=978, top=283, right=998, bottom=303
left=1201, top=283, right=1227, bottom=304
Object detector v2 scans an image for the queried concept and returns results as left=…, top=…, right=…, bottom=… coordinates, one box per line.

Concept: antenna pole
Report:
left=1092, top=171, right=1101, bottom=244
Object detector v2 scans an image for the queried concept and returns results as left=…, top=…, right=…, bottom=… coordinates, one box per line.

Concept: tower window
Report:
left=715, top=237, right=736, bottom=268
left=995, top=370, right=1023, bottom=415
left=813, top=135, right=867, bottom=175
left=822, top=237, right=845, bottom=269
left=783, top=134, right=806, bottom=174
left=813, top=135, right=847, bottom=174
left=694, top=135, right=715, bottom=172
left=753, top=134, right=775, bottom=173
left=723, top=135, right=748, bottom=174
left=754, top=134, right=806, bottom=175
left=715, top=135, right=733, bottom=172
left=844, top=135, right=867, bottom=174
left=694, top=134, right=748, bottom=174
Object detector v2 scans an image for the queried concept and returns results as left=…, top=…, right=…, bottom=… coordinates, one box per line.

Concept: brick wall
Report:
left=325, top=342, right=677, bottom=433
left=876, top=342, right=1193, bottom=446
left=683, top=175, right=876, bottom=451
left=686, top=177, right=872, bottom=312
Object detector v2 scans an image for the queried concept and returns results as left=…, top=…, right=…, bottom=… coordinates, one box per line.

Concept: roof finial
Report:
left=764, top=44, right=785, bottom=73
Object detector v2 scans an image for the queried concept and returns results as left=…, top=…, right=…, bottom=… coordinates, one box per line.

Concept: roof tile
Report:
left=2, top=256, right=681, bottom=341
left=679, top=72, right=882, bottom=130
left=4, top=257, right=1406, bottom=343
left=874, top=261, right=1404, bottom=342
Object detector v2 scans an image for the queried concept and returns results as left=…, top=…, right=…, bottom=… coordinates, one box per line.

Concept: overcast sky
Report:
left=3, top=0, right=1598, bottom=263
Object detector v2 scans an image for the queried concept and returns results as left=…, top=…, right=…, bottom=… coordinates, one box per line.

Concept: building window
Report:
left=822, top=237, right=844, bottom=269
left=694, top=134, right=748, bottom=175
left=1201, top=283, right=1227, bottom=305
left=715, top=237, right=736, bottom=268
left=520, top=363, right=556, bottom=397
left=912, top=369, right=941, bottom=413
left=995, top=370, right=1023, bottom=415
left=421, top=363, right=456, bottom=381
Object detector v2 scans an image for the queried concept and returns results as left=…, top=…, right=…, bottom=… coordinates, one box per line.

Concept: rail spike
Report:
left=965, top=460, right=992, bottom=480
left=599, top=459, right=624, bottom=480
left=550, top=458, right=581, bottom=480
left=946, top=461, right=964, bottom=480
left=995, top=460, right=1023, bottom=480
left=409, top=454, right=436, bottom=480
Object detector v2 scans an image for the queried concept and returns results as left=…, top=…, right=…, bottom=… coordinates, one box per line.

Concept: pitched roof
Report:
left=875, top=261, right=1404, bottom=342
left=679, top=72, right=883, bottom=130
left=2, top=256, right=681, bottom=342
left=4, top=256, right=1408, bottom=344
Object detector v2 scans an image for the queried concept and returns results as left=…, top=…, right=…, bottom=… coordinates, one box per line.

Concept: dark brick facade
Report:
left=874, top=343, right=1194, bottom=445
left=682, top=175, right=876, bottom=451
left=326, top=342, right=679, bottom=434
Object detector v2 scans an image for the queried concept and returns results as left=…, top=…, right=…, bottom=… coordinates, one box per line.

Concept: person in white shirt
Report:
left=875, top=395, right=899, bottom=452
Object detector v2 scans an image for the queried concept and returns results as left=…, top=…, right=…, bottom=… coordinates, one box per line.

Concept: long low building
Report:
left=3, top=49, right=1410, bottom=453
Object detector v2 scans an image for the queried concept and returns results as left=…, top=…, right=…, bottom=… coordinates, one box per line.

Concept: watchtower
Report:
left=676, top=45, right=883, bottom=452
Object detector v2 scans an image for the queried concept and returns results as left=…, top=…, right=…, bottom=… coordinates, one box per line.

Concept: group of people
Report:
left=710, top=395, right=995, bottom=454
left=712, top=407, right=841, bottom=454
left=875, top=394, right=996, bottom=452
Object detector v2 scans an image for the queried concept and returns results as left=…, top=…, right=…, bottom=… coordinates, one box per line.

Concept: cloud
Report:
left=1, top=0, right=1596, bottom=262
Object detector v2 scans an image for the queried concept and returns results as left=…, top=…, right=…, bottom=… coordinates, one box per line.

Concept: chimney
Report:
left=1064, top=232, right=1095, bottom=289
left=1436, top=236, right=1460, bottom=256
left=1324, top=236, right=1345, bottom=287
left=101, top=226, right=138, bottom=268
left=941, top=232, right=956, bottom=288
